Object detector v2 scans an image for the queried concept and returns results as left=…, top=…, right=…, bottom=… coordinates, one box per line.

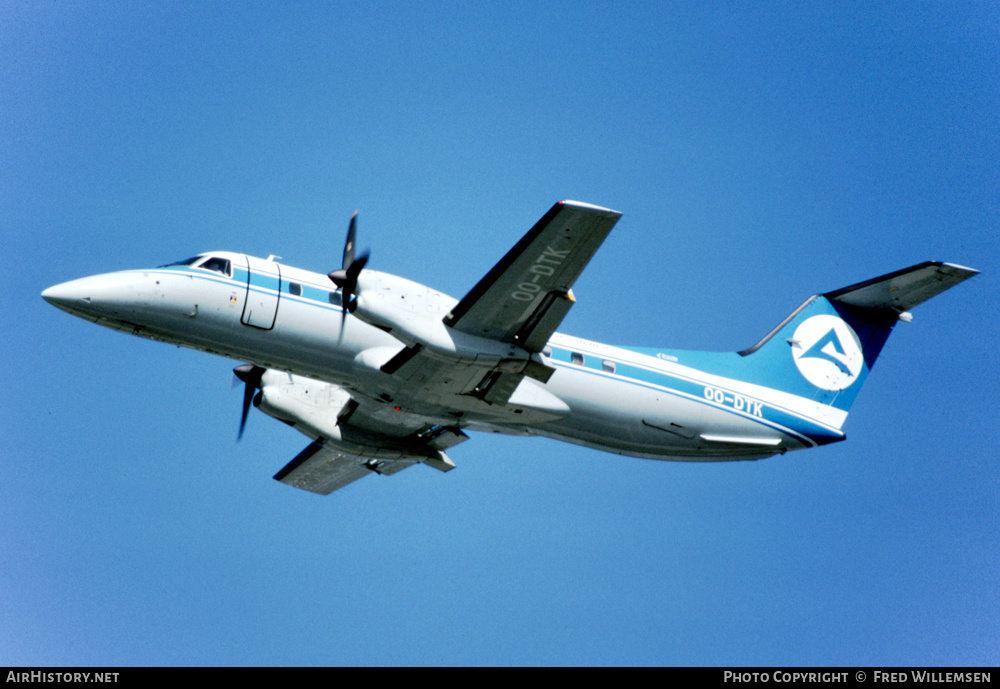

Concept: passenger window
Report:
left=329, top=291, right=342, bottom=307
left=602, top=360, right=616, bottom=374
left=199, top=257, right=232, bottom=277
left=289, top=282, right=302, bottom=296
left=571, top=352, right=585, bottom=366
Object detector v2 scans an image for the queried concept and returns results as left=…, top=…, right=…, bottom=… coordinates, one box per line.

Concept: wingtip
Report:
left=559, top=199, right=622, bottom=215
left=940, top=262, right=979, bottom=277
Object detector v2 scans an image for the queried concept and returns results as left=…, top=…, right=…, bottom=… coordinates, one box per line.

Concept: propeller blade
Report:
left=344, top=251, right=368, bottom=312
left=233, top=364, right=264, bottom=440
left=239, top=386, right=254, bottom=440
left=329, top=211, right=370, bottom=335
left=343, top=211, right=357, bottom=271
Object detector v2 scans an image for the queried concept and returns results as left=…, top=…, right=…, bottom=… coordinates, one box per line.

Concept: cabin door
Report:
left=241, top=256, right=281, bottom=330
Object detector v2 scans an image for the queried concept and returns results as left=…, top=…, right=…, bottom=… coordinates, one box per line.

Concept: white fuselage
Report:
left=42, top=253, right=832, bottom=462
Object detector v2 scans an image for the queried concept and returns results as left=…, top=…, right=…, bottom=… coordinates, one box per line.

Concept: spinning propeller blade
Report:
left=328, top=211, right=370, bottom=328
left=233, top=363, right=265, bottom=440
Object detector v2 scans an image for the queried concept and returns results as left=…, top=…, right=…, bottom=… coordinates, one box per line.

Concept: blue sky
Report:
left=3, top=2, right=998, bottom=666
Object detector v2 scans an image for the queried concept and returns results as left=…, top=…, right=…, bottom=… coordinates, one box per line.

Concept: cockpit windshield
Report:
left=159, top=255, right=233, bottom=277
left=160, top=256, right=204, bottom=268
left=199, top=256, right=232, bottom=276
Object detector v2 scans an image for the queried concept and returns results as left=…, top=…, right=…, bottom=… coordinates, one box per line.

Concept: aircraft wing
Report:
left=258, top=371, right=467, bottom=495
left=371, top=201, right=621, bottom=408
left=443, top=200, right=622, bottom=352
left=275, top=201, right=623, bottom=492
left=274, top=440, right=386, bottom=494
left=273, top=423, right=467, bottom=495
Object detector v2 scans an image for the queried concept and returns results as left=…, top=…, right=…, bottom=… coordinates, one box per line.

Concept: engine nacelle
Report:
left=253, top=370, right=455, bottom=466
left=254, top=371, right=350, bottom=442
left=352, top=271, right=531, bottom=366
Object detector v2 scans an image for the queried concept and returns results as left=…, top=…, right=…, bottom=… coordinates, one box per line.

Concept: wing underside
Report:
left=274, top=440, right=389, bottom=494
left=273, top=440, right=437, bottom=495
left=273, top=424, right=467, bottom=496
left=444, top=200, right=621, bottom=352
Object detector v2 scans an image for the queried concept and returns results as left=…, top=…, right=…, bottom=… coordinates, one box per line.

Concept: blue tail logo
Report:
left=801, top=328, right=852, bottom=376
left=791, top=315, right=864, bottom=391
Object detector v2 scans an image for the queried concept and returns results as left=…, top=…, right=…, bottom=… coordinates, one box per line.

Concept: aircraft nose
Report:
left=41, top=278, right=99, bottom=313
left=42, top=272, right=151, bottom=320
left=41, top=280, right=89, bottom=308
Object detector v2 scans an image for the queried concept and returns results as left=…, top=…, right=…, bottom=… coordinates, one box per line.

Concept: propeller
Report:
left=327, top=211, right=369, bottom=328
left=233, top=363, right=265, bottom=440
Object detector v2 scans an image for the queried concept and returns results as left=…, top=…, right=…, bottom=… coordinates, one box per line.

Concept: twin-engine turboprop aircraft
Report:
left=42, top=201, right=978, bottom=495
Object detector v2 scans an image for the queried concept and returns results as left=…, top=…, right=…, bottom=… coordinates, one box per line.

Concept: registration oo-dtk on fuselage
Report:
left=42, top=201, right=978, bottom=495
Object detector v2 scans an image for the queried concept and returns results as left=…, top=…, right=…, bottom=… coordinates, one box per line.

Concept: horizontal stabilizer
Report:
left=825, top=262, right=978, bottom=315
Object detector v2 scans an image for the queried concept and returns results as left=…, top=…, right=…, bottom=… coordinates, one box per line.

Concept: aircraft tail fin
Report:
left=737, top=261, right=977, bottom=425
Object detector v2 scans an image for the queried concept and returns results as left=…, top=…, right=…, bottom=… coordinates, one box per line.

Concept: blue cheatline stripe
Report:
left=547, top=345, right=843, bottom=446
left=154, top=266, right=346, bottom=314
left=624, top=295, right=877, bottom=414
left=157, top=264, right=840, bottom=445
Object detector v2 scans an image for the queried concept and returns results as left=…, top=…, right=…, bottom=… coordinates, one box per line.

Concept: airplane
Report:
left=41, top=200, right=978, bottom=495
